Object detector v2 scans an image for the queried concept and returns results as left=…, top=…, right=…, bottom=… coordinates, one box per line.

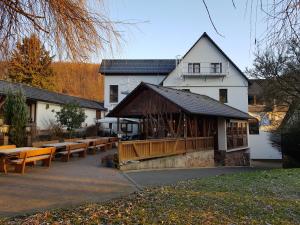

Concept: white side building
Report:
left=0, top=80, right=106, bottom=131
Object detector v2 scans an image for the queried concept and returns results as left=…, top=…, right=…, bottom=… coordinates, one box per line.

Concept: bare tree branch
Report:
left=202, top=0, right=225, bottom=37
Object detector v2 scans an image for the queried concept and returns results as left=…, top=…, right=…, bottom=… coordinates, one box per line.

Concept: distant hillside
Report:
left=0, top=61, right=104, bottom=102
left=52, top=62, right=103, bottom=102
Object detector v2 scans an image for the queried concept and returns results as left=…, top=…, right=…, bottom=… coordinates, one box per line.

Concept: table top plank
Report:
left=0, top=147, right=40, bottom=155
left=42, top=142, right=78, bottom=148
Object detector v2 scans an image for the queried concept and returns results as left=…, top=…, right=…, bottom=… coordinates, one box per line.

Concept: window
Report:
left=226, top=121, right=248, bottom=149
left=109, top=85, right=118, bottom=103
left=188, top=63, right=193, bottom=73
left=249, top=118, right=259, bottom=135
left=193, top=63, right=200, bottom=73
left=188, top=63, right=200, bottom=73
left=219, top=89, right=228, bottom=103
left=121, top=123, right=133, bottom=133
left=211, top=63, right=222, bottom=73
left=248, top=95, right=255, bottom=105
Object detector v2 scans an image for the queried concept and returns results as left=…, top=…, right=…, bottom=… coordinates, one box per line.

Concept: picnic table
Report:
left=77, top=138, right=99, bottom=145
left=0, top=147, right=40, bottom=173
left=42, top=142, right=78, bottom=150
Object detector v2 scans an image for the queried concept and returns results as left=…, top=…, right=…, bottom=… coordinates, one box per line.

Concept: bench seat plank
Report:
left=10, top=155, right=51, bottom=164
left=58, top=148, right=85, bottom=155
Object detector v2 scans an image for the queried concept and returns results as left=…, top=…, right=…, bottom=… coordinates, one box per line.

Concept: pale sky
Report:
left=97, top=0, right=267, bottom=71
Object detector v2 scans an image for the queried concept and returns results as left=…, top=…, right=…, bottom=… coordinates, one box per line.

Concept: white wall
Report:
left=249, top=131, right=282, bottom=160
left=36, top=101, right=97, bottom=130
left=163, top=36, right=248, bottom=112
left=104, top=75, right=165, bottom=111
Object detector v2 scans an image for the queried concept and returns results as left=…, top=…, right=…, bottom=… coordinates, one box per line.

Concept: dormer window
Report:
left=210, top=63, right=222, bottom=73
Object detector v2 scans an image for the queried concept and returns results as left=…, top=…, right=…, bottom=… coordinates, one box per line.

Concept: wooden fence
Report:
left=118, top=137, right=214, bottom=162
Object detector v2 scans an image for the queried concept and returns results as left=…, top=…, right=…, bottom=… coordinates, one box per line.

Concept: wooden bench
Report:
left=88, top=139, right=107, bottom=154
left=8, top=147, right=56, bottom=174
left=58, top=143, right=88, bottom=162
left=0, top=145, right=17, bottom=173
left=107, top=137, right=119, bottom=149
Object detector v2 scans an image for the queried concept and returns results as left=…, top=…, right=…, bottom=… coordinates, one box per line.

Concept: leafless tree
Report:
left=0, top=0, right=127, bottom=61
left=203, top=0, right=300, bottom=47
left=247, top=39, right=300, bottom=105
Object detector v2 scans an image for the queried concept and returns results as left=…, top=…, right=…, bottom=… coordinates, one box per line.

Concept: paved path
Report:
left=0, top=152, right=135, bottom=217
left=125, top=167, right=258, bottom=187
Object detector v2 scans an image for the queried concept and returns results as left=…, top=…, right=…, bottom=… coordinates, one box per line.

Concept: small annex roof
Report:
left=99, top=59, right=176, bottom=75
left=0, top=80, right=105, bottom=111
left=108, top=82, right=251, bottom=119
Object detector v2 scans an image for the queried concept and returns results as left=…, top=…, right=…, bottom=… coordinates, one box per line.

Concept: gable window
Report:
left=109, top=85, right=118, bottom=103
left=219, top=89, right=228, bottom=103
left=193, top=63, right=200, bottom=73
left=211, top=63, right=222, bottom=73
left=188, top=63, right=200, bottom=74
left=188, top=63, right=193, bottom=73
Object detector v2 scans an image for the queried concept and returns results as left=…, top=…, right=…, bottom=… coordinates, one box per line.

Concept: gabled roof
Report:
left=0, top=80, right=105, bottom=111
left=161, top=32, right=249, bottom=84
left=108, top=82, right=251, bottom=119
left=99, top=59, right=176, bottom=75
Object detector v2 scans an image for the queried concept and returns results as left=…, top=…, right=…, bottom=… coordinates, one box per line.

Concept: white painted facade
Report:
left=35, top=101, right=97, bottom=130
left=163, top=36, right=248, bottom=113
left=104, top=75, right=165, bottom=111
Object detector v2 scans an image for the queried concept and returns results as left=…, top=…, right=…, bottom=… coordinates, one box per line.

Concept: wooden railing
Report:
left=118, top=137, right=214, bottom=162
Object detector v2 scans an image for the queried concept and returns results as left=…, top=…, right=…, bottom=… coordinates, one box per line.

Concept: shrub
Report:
left=54, top=103, right=86, bottom=137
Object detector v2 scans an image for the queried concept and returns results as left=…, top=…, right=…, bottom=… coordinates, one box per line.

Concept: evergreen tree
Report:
left=7, top=34, right=55, bottom=90
left=3, top=90, right=29, bottom=147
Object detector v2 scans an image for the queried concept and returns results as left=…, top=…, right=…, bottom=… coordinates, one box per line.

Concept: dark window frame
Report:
left=211, top=63, right=222, bottom=73
left=219, top=89, right=228, bottom=103
left=193, top=63, right=200, bottom=73
left=109, top=85, right=118, bottom=103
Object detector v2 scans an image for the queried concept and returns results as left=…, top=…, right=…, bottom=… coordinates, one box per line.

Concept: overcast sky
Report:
left=99, top=0, right=266, bottom=71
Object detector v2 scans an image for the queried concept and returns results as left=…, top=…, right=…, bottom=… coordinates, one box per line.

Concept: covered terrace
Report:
left=108, top=83, right=251, bottom=166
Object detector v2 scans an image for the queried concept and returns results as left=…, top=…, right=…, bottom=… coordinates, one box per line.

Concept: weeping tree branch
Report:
left=0, top=0, right=134, bottom=61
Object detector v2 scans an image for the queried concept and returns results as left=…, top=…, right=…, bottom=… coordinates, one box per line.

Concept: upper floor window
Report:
left=188, top=63, right=200, bottom=73
left=248, top=95, right=255, bottom=105
left=219, top=89, right=228, bottom=103
left=109, top=85, right=118, bottom=103
left=211, top=63, right=222, bottom=73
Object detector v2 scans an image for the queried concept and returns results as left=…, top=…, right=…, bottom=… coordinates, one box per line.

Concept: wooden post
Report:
left=183, top=114, right=187, bottom=138
left=117, top=118, right=120, bottom=134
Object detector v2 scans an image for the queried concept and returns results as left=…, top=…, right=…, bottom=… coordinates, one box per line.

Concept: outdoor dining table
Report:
left=77, top=138, right=98, bottom=145
left=42, top=142, right=78, bottom=150
left=0, top=147, right=40, bottom=174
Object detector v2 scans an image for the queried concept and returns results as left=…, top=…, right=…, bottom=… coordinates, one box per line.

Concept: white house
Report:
left=100, top=32, right=249, bottom=135
left=99, top=32, right=251, bottom=166
left=0, top=80, right=106, bottom=130
left=162, top=32, right=249, bottom=113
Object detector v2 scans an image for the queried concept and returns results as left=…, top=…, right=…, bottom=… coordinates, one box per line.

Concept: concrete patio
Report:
left=0, top=151, right=135, bottom=216
left=0, top=149, right=261, bottom=217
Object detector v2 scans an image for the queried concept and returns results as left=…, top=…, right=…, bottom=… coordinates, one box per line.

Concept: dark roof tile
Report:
left=0, top=80, right=105, bottom=111
left=99, top=59, right=176, bottom=75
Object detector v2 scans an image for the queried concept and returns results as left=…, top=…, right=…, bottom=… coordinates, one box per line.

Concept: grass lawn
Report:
left=1, top=168, right=299, bottom=225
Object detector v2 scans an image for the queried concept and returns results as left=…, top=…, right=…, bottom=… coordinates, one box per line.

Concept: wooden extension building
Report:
left=108, top=82, right=251, bottom=168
